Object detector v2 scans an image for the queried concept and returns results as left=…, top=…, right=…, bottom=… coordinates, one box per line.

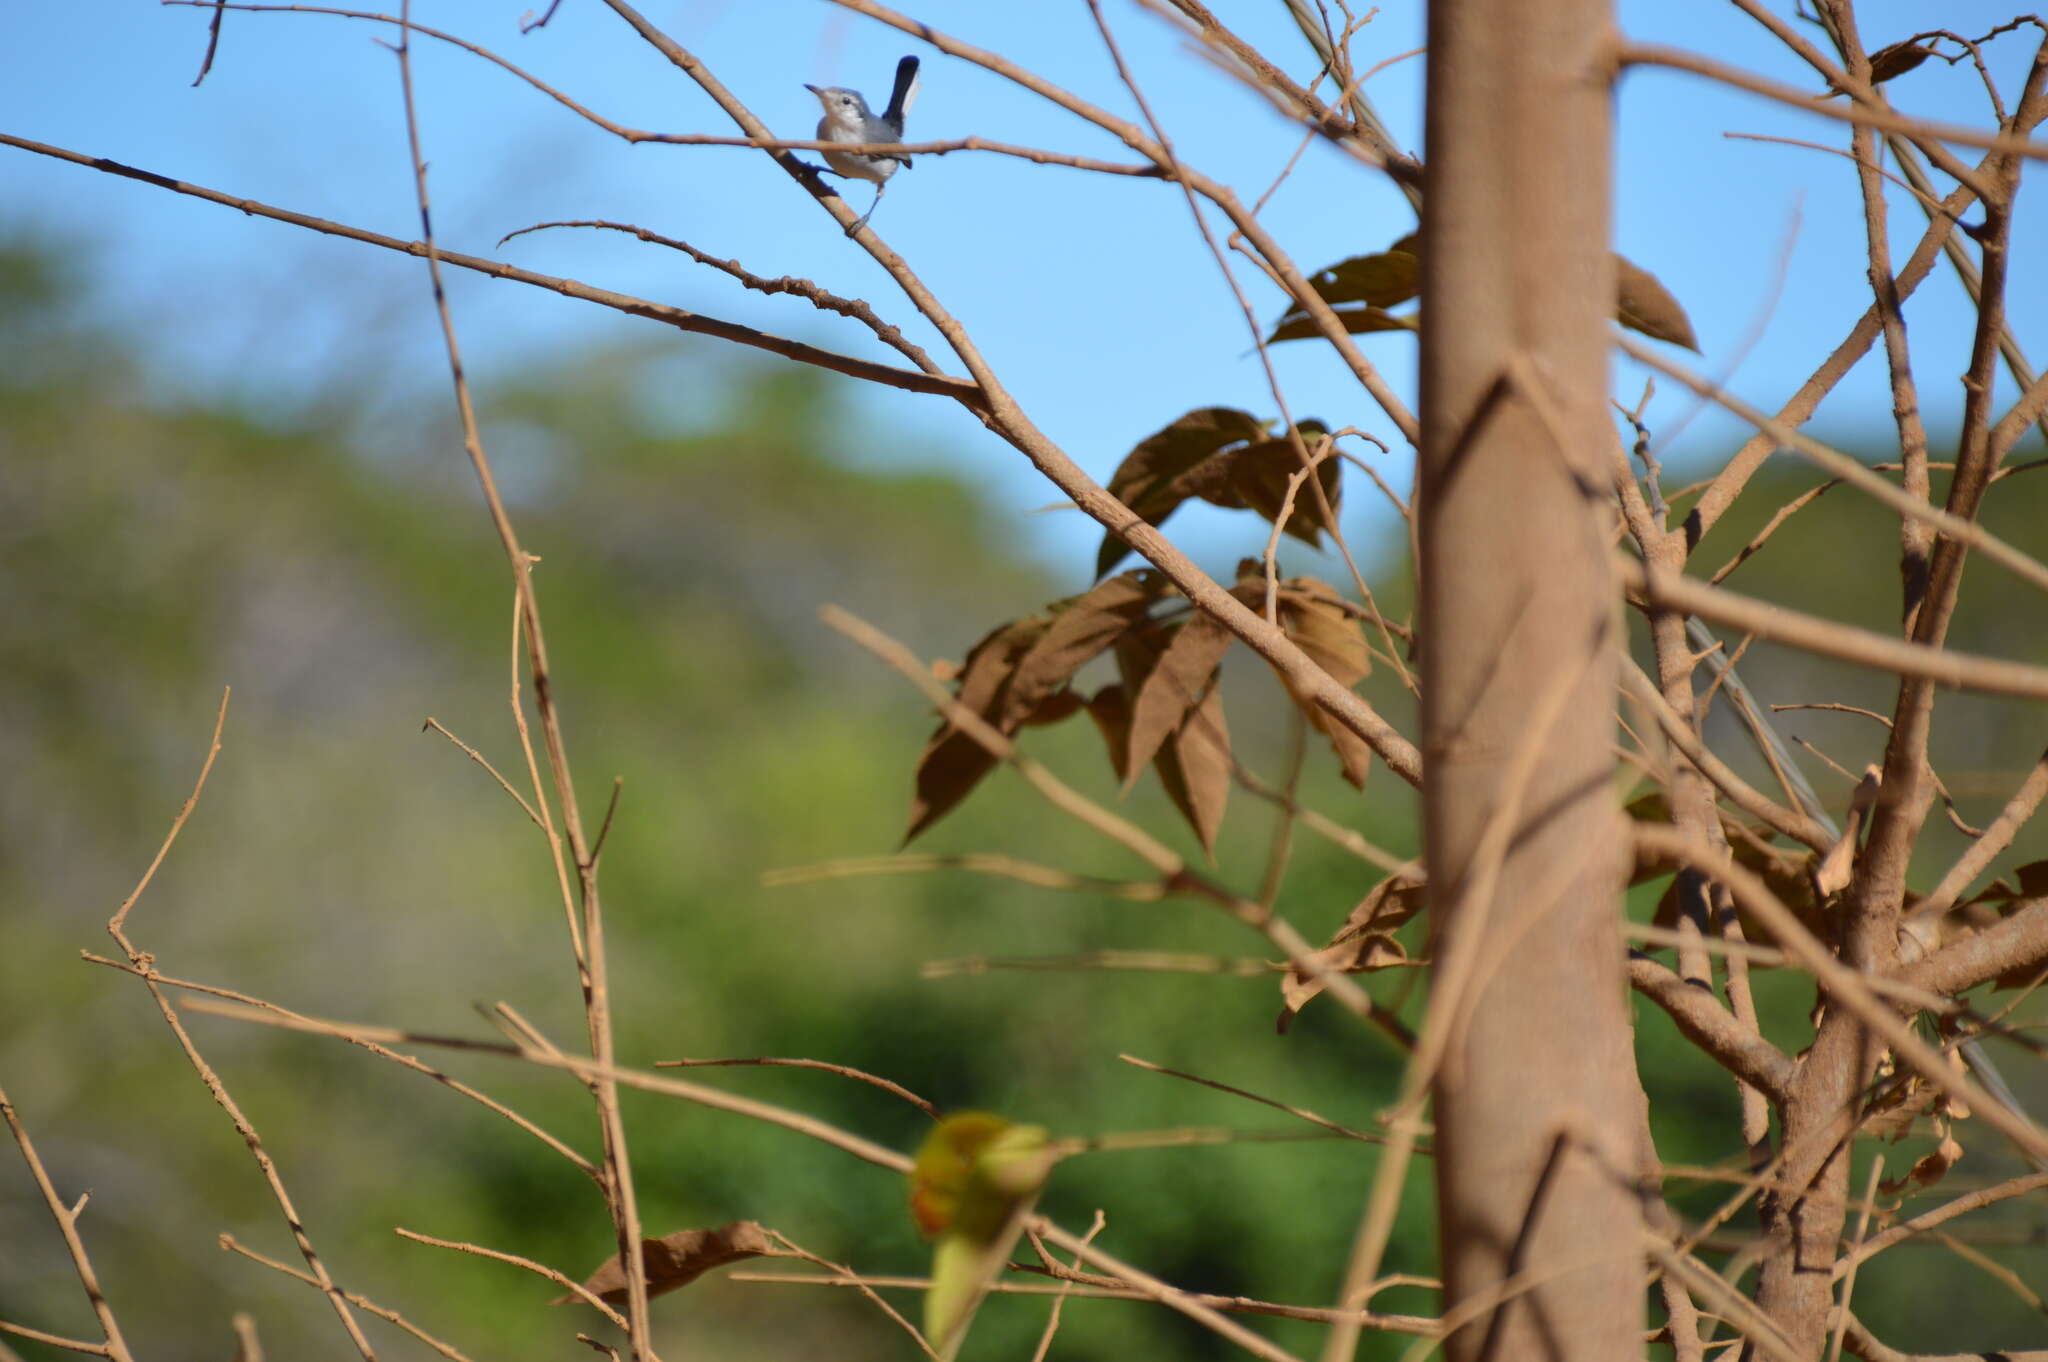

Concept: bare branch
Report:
left=1900, top=896, right=2048, bottom=996
left=1624, top=559, right=2048, bottom=700
left=1621, top=337, right=2048, bottom=600
left=0, top=1088, right=136, bottom=1362
left=1914, top=746, right=2048, bottom=920
left=1635, top=824, right=2048, bottom=1164
left=219, top=1236, right=481, bottom=1362
left=654, top=1057, right=938, bottom=1121
left=0, top=134, right=979, bottom=405
left=1625, top=957, right=1796, bottom=1102
left=1620, top=42, right=2039, bottom=182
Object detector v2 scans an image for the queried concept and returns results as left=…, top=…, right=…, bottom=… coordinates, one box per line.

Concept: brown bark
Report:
left=1418, top=2, right=1641, bottom=1358
left=1752, top=26, right=2048, bottom=1350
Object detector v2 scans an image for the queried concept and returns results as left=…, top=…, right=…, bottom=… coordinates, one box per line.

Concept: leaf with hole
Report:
left=1266, top=234, right=1422, bottom=344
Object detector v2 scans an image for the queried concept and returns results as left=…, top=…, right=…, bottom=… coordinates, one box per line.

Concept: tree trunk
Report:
left=1418, top=2, right=1642, bottom=1358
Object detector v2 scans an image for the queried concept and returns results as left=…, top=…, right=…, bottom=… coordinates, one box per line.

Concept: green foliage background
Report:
left=2, top=241, right=2043, bottom=1359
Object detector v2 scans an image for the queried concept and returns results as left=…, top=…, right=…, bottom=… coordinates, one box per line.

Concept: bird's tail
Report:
left=886, top=55, right=921, bottom=124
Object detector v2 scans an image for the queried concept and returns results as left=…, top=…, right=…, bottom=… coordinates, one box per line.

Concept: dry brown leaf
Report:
left=1880, top=1121, right=1963, bottom=1196
left=1860, top=1073, right=1941, bottom=1143
left=1267, top=237, right=1422, bottom=342
left=1226, top=438, right=1344, bottom=546
left=1123, top=611, right=1234, bottom=790
left=905, top=616, right=1049, bottom=844
left=1635, top=792, right=1831, bottom=949
left=1615, top=253, right=1701, bottom=351
left=1866, top=39, right=1937, bottom=86
left=1278, top=238, right=1697, bottom=351
left=906, top=579, right=1175, bottom=842
left=1814, top=765, right=1882, bottom=898
left=1163, top=422, right=1342, bottom=548
left=1963, top=858, right=2048, bottom=910
left=1154, top=684, right=1232, bottom=856
left=1278, top=872, right=1427, bottom=1031
left=558, top=1220, right=774, bottom=1306
left=1017, top=688, right=1085, bottom=728
left=1267, top=305, right=1418, bottom=345
left=1272, top=580, right=1373, bottom=787
left=1110, top=627, right=1233, bottom=852
left=1311, top=714, right=1374, bottom=789
left=1217, top=569, right=1374, bottom=789
left=1084, top=682, right=1134, bottom=777
left=1002, top=571, right=1170, bottom=728
left=1278, top=579, right=1370, bottom=685
left=1096, top=408, right=1270, bottom=577
left=1304, top=239, right=1422, bottom=308
left=1932, top=862, right=2048, bottom=988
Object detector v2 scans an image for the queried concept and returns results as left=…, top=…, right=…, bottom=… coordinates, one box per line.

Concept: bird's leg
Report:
left=845, top=183, right=886, bottom=236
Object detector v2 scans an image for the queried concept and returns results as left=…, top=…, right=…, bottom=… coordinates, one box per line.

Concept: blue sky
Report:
left=7, top=1, right=2041, bottom=576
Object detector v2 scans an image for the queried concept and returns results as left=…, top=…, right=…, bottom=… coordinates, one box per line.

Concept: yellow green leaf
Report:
left=909, top=1113, right=1054, bottom=1358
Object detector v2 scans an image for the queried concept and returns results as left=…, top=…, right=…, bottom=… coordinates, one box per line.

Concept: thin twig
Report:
left=188, top=0, right=229, bottom=84
left=497, top=220, right=942, bottom=373
left=1624, top=560, right=2048, bottom=700
left=220, top=1236, right=480, bottom=1362
left=1834, top=1171, right=2048, bottom=1276
left=1914, top=746, right=2048, bottom=920
left=160, top=3, right=1160, bottom=177
left=1620, top=338, right=2048, bottom=600
left=0, top=1087, right=136, bottom=1362
left=100, top=692, right=378, bottom=1358
left=1621, top=42, right=2032, bottom=183
left=654, top=1057, right=938, bottom=1120
left=80, top=953, right=597, bottom=1177
left=1119, top=1055, right=1393, bottom=1145
left=762, top=1231, right=942, bottom=1361
left=0, top=1321, right=111, bottom=1357
left=922, top=951, right=1282, bottom=979
left=764, top=852, right=1170, bottom=901
left=422, top=717, right=543, bottom=828
left=1027, top=1211, right=1105, bottom=1362
left=389, top=5, right=653, bottom=1339
left=394, top=1229, right=628, bottom=1327
left=110, top=688, right=229, bottom=934
left=729, top=1269, right=1439, bottom=1333
left=180, top=997, right=914, bottom=1171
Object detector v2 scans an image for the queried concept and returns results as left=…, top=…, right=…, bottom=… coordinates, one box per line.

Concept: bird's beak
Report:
left=803, top=84, right=824, bottom=96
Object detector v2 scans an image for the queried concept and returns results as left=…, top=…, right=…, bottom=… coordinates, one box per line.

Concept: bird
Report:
left=804, top=56, right=921, bottom=236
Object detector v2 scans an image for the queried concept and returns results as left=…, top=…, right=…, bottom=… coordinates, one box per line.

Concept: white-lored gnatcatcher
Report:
left=805, top=56, right=921, bottom=236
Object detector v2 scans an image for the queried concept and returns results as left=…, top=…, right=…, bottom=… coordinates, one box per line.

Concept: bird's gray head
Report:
left=805, top=85, right=874, bottom=130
